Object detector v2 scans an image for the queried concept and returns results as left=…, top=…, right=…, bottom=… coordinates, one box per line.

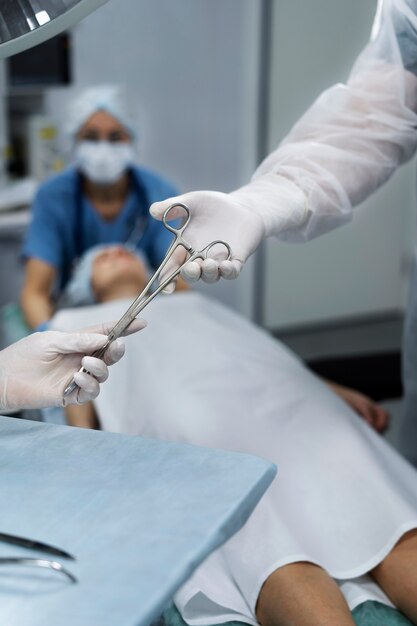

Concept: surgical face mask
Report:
left=74, top=141, right=135, bottom=184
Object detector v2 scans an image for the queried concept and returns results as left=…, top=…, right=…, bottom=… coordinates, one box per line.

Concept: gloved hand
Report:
left=150, top=174, right=307, bottom=290
left=0, top=320, right=146, bottom=411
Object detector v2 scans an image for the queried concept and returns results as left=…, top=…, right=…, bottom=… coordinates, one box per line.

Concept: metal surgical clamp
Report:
left=63, top=203, right=231, bottom=397
left=0, top=532, right=77, bottom=583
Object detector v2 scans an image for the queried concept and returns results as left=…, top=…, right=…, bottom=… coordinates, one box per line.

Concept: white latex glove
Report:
left=150, top=174, right=307, bottom=289
left=0, top=320, right=146, bottom=411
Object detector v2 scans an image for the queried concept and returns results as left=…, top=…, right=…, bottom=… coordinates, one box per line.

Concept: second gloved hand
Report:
left=150, top=174, right=308, bottom=288
left=0, top=319, right=146, bottom=411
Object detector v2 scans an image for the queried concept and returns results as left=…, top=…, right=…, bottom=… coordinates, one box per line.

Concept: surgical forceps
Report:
left=63, top=203, right=231, bottom=397
left=0, top=531, right=76, bottom=583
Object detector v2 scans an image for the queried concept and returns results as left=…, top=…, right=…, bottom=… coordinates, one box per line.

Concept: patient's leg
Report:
left=370, top=529, right=417, bottom=623
left=256, top=562, right=355, bottom=626
left=65, top=402, right=99, bottom=429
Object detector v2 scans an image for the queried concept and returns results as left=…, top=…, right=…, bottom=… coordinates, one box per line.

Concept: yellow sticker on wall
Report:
left=38, top=127, right=57, bottom=140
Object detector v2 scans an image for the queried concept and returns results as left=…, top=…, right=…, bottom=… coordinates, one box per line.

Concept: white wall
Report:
left=263, top=0, right=417, bottom=330
left=45, top=0, right=262, bottom=316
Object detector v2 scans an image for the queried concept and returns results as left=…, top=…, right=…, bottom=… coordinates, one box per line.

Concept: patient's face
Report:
left=91, top=247, right=148, bottom=301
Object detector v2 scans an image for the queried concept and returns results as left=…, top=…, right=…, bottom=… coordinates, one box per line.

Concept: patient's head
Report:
left=62, top=244, right=149, bottom=307
left=91, top=246, right=148, bottom=302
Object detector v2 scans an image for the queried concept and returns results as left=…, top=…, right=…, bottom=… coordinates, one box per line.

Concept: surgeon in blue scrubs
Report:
left=21, top=85, right=178, bottom=330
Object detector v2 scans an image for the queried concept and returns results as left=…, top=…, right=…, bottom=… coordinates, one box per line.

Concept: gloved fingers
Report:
left=102, top=339, right=125, bottom=366
left=81, top=319, right=147, bottom=337
left=52, top=321, right=145, bottom=358
left=49, top=331, right=108, bottom=355
left=162, top=281, right=176, bottom=295
left=201, top=258, right=221, bottom=284
left=119, top=319, right=147, bottom=336
left=62, top=350, right=118, bottom=406
left=73, top=371, right=100, bottom=403
left=81, top=356, right=109, bottom=383
left=181, top=260, right=202, bottom=283
left=219, top=259, right=242, bottom=280
left=181, top=258, right=241, bottom=283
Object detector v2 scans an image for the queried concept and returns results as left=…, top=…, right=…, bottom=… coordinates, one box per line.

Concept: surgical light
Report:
left=0, top=0, right=109, bottom=59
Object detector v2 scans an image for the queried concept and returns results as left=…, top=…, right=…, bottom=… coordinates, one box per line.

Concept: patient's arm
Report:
left=65, top=402, right=99, bottom=429
left=21, top=258, right=56, bottom=328
left=326, top=381, right=389, bottom=434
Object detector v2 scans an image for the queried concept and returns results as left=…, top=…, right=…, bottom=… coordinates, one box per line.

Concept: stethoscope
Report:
left=73, top=168, right=150, bottom=257
left=60, top=169, right=150, bottom=290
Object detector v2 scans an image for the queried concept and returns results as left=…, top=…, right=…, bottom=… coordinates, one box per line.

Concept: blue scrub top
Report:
left=22, top=165, right=178, bottom=288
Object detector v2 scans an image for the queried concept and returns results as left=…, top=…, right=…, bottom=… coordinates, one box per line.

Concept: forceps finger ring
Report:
left=201, top=240, right=232, bottom=261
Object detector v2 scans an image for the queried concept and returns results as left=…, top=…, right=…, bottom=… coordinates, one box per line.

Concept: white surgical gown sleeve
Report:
left=254, top=0, right=417, bottom=241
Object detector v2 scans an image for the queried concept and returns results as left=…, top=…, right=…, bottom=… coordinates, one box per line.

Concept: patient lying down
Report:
left=57, top=245, right=387, bottom=432
left=50, top=245, right=417, bottom=626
